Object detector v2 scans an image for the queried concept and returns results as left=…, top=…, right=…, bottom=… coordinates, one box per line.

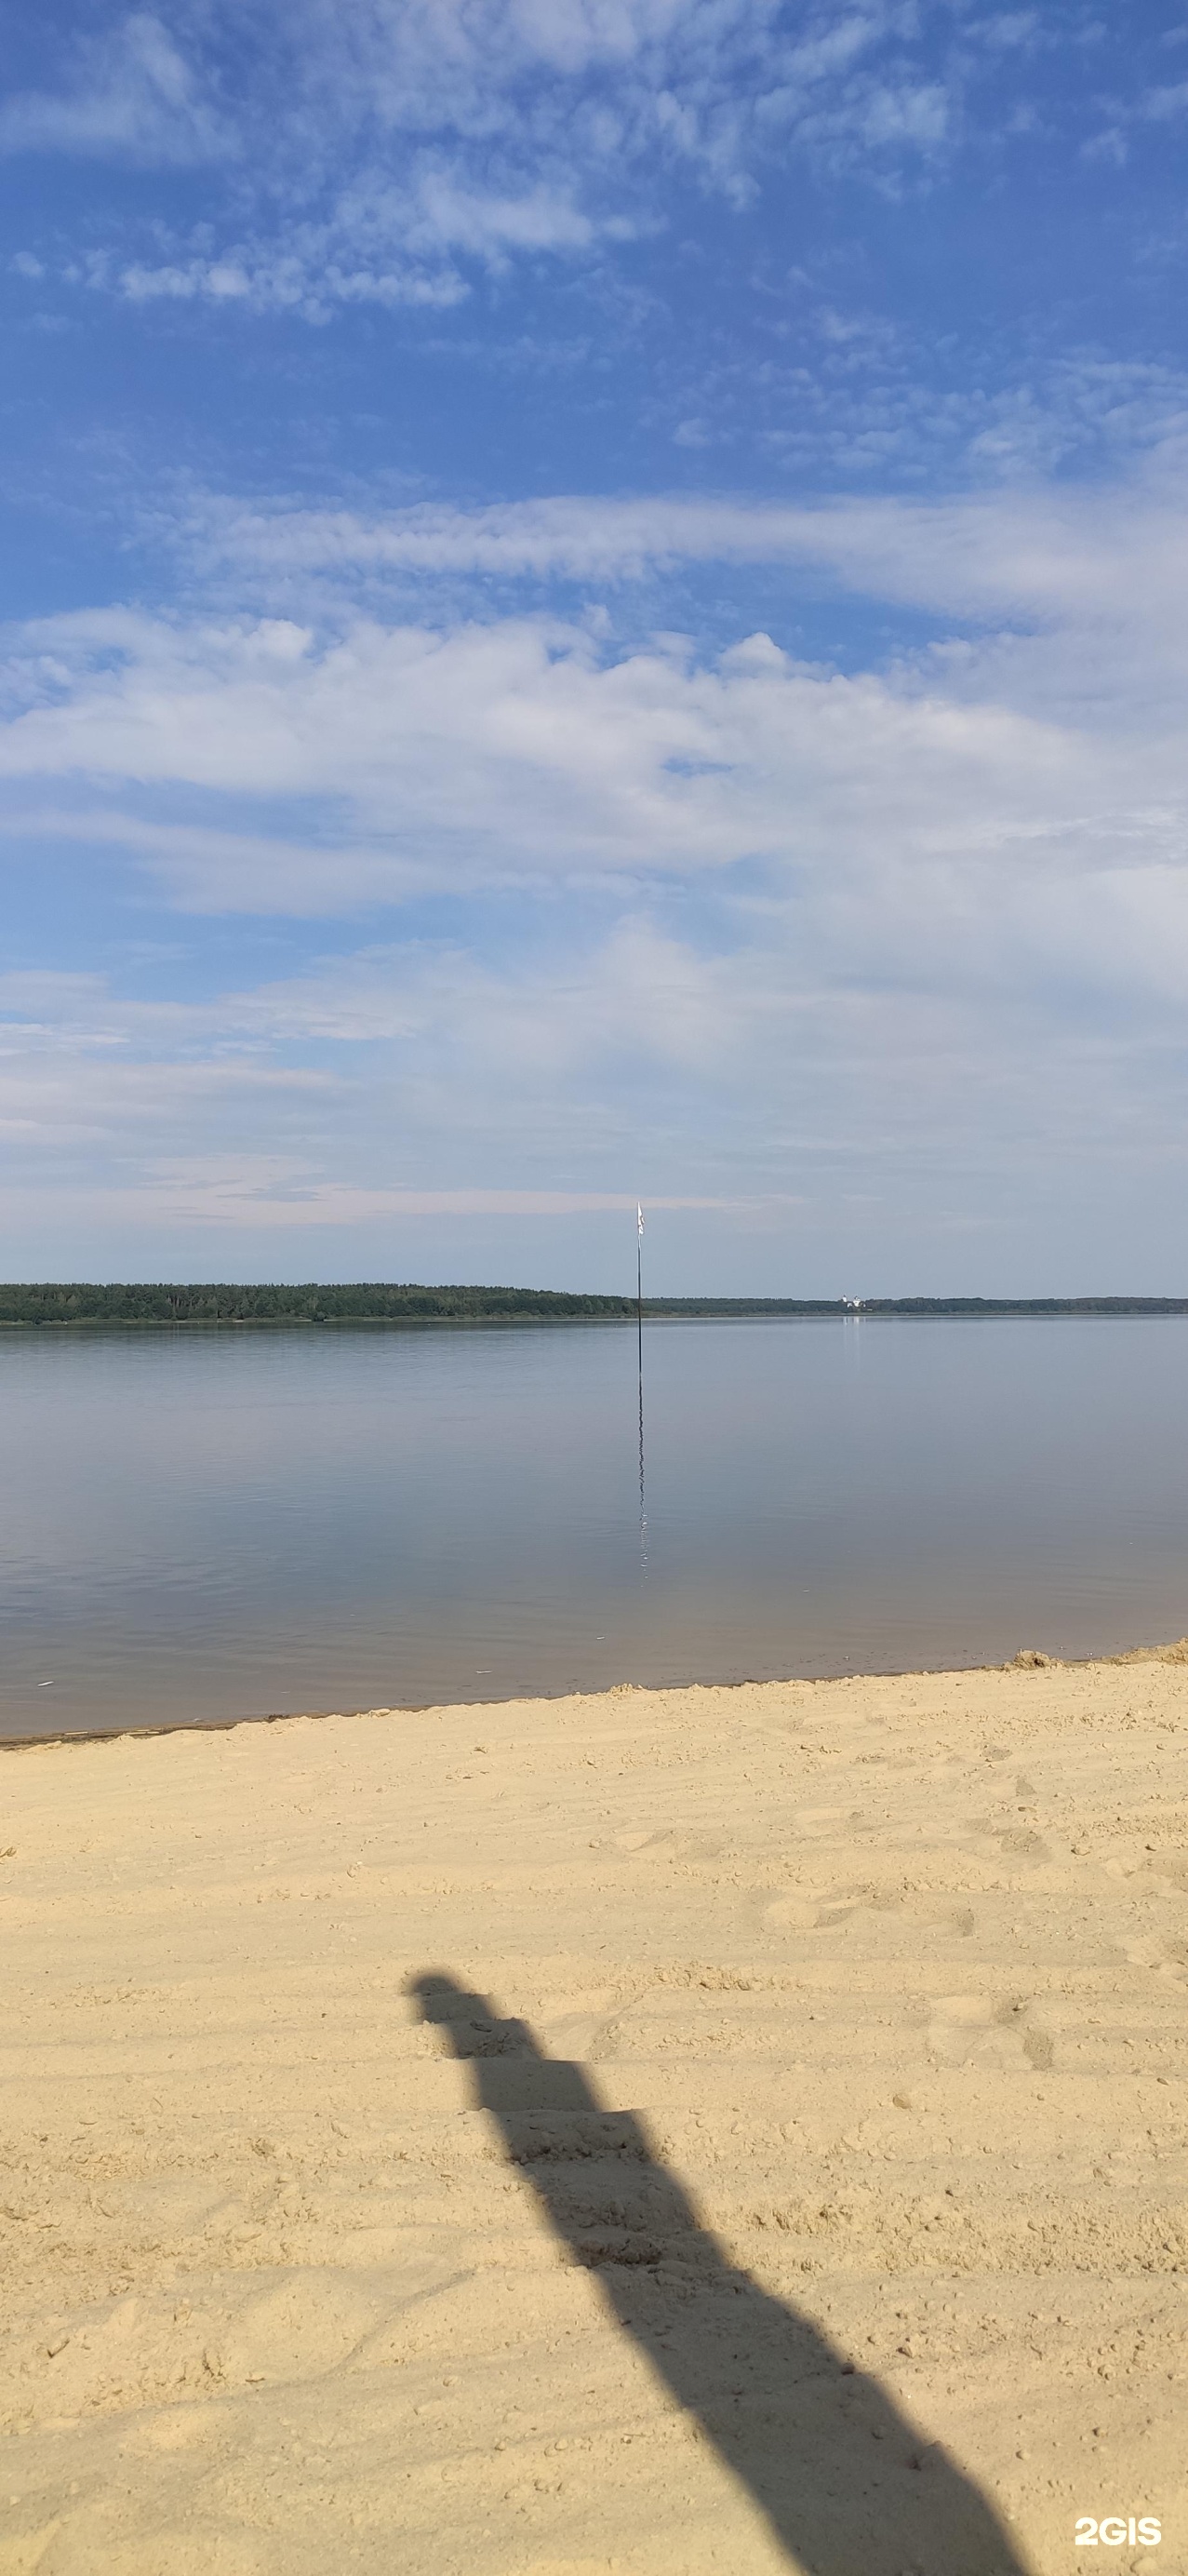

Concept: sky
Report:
left=3, top=2, right=1188, bottom=1295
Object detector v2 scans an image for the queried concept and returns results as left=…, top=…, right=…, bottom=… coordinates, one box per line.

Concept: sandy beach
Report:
left=2, top=1650, right=1186, bottom=2575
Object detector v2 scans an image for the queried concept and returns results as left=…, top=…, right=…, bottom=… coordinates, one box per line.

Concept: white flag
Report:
left=637, top=1203, right=645, bottom=1240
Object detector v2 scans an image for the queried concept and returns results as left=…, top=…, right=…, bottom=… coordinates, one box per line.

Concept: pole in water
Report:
left=636, top=1200, right=645, bottom=1373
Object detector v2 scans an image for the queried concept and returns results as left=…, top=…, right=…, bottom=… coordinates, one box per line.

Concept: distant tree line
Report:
left=2, top=1283, right=1187, bottom=1327
left=0, top=1282, right=637, bottom=1325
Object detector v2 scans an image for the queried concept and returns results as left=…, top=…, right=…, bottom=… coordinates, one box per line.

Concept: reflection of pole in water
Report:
left=636, top=1202, right=647, bottom=1567
left=638, top=1360, right=647, bottom=1565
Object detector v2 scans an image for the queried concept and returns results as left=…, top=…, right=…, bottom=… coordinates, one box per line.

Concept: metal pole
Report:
left=637, top=1231, right=643, bottom=1375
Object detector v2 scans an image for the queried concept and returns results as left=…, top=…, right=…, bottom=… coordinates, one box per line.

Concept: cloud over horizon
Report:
left=3, top=3, right=1188, bottom=1287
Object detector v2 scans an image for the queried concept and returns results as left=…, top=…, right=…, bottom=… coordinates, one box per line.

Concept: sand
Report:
left=2, top=1651, right=1186, bottom=2576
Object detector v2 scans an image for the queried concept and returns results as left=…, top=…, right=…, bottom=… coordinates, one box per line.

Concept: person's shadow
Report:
left=410, top=1974, right=1034, bottom=2576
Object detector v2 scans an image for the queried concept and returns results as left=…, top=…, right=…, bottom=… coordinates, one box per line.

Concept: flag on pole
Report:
left=637, top=1203, right=645, bottom=1240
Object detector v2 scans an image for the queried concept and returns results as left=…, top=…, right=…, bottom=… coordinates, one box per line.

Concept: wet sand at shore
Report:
left=2, top=1649, right=1187, bottom=2574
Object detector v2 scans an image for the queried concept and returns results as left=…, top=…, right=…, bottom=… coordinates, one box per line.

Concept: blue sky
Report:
left=3, top=2, right=1188, bottom=1292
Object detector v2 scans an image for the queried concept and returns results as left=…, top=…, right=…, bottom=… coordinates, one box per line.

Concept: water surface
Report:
left=2, top=1317, right=1186, bottom=1738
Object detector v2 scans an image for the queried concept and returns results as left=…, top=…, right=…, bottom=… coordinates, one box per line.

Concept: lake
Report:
left=2, top=1316, right=1187, bottom=1739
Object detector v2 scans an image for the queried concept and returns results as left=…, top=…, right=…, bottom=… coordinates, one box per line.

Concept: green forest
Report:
left=0, top=1282, right=636, bottom=1325
left=1, top=1284, right=1186, bottom=1326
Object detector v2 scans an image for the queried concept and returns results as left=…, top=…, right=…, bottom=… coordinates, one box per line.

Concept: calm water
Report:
left=2, top=1317, right=1187, bottom=1740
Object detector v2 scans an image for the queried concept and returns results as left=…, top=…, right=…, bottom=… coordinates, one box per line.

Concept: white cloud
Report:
left=5, top=2, right=964, bottom=314
left=0, top=12, right=229, bottom=166
left=1141, top=79, right=1188, bottom=119
left=59, top=1161, right=756, bottom=1228
left=7, top=462, right=1188, bottom=1269
left=0, top=599, right=1113, bottom=913
left=3, top=864, right=1186, bottom=1275
left=974, top=12, right=1040, bottom=49
left=183, top=463, right=1188, bottom=651
left=4, top=466, right=1188, bottom=1012
left=103, top=165, right=621, bottom=316
left=7, top=465, right=1188, bottom=931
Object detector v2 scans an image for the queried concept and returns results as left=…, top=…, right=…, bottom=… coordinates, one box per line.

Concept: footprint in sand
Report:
left=130, top=2405, right=233, bottom=2454
left=1119, top=1937, right=1188, bottom=1984
left=765, top=1888, right=980, bottom=1939
left=763, top=1894, right=821, bottom=1929
left=926, top=1995, right=1055, bottom=2072
left=1147, top=1855, right=1188, bottom=1890
left=764, top=1877, right=875, bottom=1930
left=998, top=1826, right=1051, bottom=1861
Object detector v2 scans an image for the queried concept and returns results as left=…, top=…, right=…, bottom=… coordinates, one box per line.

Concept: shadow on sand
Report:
left=410, top=1973, right=1034, bottom=2576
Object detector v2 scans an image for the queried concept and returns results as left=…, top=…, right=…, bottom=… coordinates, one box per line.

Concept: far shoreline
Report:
left=6, top=1303, right=1188, bottom=1333
left=5, top=1281, right=1188, bottom=1329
